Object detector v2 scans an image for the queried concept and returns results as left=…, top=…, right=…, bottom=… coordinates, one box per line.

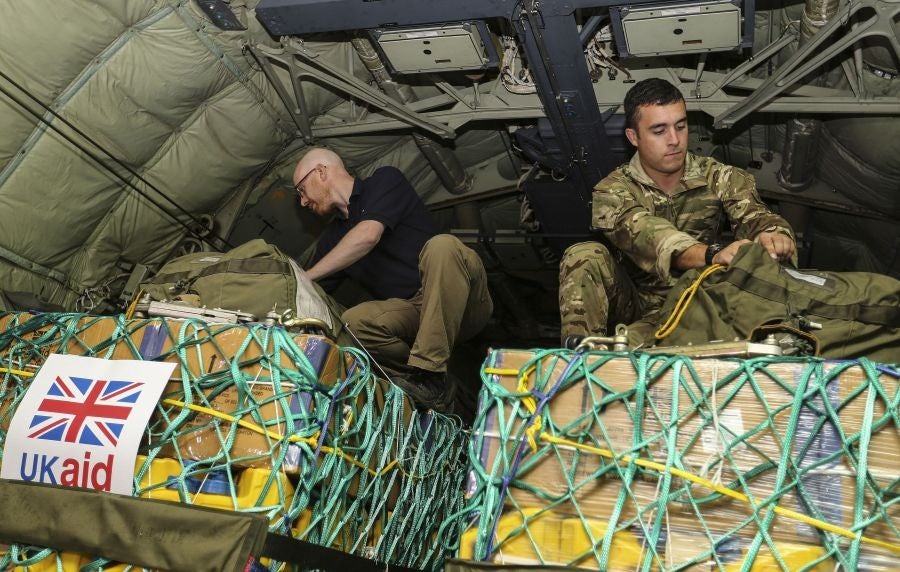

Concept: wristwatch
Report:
left=705, top=243, right=724, bottom=266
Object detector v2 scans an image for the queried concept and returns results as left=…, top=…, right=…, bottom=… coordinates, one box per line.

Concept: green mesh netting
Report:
left=0, top=312, right=469, bottom=572
left=456, top=349, right=899, bottom=571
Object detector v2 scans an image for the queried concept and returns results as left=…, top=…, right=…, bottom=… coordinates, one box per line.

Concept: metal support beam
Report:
left=514, top=1, right=616, bottom=202
left=255, top=0, right=616, bottom=36
left=310, top=100, right=545, bottom=137
left=714, top=0, right=900, bottom=127
left=307, top=82, right=900, bottom=138
left=709, top=32, right=796, bottom=92
left=245, top=45, right=313, bottom=142
left=690, top=97, right=900, bottom=115
left=692, top=53, right=707, bottom=98
left=434, top=80, right=474, bottom=110
left=840, top=58, right=861, bottom=98
left=262, top=41, right=456, bottom=138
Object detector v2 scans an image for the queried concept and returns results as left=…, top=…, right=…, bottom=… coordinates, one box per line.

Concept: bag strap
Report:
left=724, top=267, right=900, bottom=327
left=259, top=531, right=422, bottom=572
left=149, top=258, right=292, bottom=286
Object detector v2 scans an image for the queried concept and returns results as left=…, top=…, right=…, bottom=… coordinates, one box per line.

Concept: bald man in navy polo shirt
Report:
left=293, top=147, right=493, bottom=415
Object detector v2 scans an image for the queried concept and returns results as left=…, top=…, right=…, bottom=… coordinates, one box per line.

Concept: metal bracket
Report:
left=134, top=297, right=256, bottom=324
left=645, top=340, right=783, bottom=358
left=576, top=324, right=631, bottom=352
left=714, top=0, right=900, bottom=127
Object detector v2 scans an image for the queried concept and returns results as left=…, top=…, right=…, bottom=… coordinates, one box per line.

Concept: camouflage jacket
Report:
left=592, top=152, right=795, bottom=298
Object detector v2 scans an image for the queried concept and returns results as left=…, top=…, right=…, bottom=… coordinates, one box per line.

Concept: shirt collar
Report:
left=681, top=153, right=709, bottom=190
left=350, top=177, right=363, bottom=199
left=625, top=153, right=655, bottom=187
left=624, top=152, right=708, bottom=193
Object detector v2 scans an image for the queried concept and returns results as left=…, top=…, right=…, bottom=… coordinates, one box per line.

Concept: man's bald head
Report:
left=292, top=147, right=355, bottom=217
left=293, top=147, right=347, bottom=182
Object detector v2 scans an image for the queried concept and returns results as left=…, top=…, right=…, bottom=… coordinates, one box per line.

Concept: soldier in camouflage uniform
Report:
left=559, top=78, right=796, bottom=345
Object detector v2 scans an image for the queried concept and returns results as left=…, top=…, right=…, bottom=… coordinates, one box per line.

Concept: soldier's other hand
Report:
left=755, top=232, right=795, bottom=262
left=714, top=239, right=752, bottom=266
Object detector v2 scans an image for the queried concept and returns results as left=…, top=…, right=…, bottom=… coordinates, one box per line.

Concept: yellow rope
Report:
left=483, top=368, right=520, bottom=376
left=539, top=434, right=900, bottom=554
left=0, top=366, right=36, bottom=377
left=124, top=289, right=144, bottom=320
left=486, top=365, right=548, bottom=451
left=654, top=264, right=725, bottom=340
left=160, top=398, right=398, bottom=477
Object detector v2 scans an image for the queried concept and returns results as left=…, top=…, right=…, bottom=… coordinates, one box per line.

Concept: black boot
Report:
left=392, top=368, right=456, bottom=414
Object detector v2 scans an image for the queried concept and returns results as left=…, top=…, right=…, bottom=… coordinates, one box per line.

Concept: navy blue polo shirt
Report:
left=312, top=166, right=438, bottom=299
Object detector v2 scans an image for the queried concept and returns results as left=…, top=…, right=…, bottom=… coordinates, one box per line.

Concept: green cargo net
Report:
left=458, top=349, right=899, bottom=571
left=0, top=312, right=469, bottom=572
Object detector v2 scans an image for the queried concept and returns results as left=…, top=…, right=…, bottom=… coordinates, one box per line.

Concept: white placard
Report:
left=1, top=354, right=175, bottom=495
left=783, top=267, right=828, bottom=287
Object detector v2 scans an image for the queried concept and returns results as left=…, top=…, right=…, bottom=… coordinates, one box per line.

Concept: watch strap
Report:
left=705, top=243, right=723, bottom=266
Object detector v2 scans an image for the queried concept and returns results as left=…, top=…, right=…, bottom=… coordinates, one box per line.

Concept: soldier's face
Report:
left=625, top=101, right=688, bottom=178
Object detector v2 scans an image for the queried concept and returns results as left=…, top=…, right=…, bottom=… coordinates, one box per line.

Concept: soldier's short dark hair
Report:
left=624, top=78, right=684, bottom=130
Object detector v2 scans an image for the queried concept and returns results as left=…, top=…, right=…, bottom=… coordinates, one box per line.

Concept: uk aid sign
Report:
left=1, top=354, right=174, bottom=495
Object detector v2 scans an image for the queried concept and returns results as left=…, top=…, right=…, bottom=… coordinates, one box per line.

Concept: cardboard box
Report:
left=829, top=363, right=899, bottom=486
left=0, top=313, right=344, bottom=387
left=304, top=365, right=417, bottom=508
left=464, top=483, right=899, bottom=571
left=460, top=511, right=850, bottom=571
left=0, top=312, right=143, bottom=367
left=472, top=350, right=899, bottom=565
left=156, top=379, right=302, bottom=468
left=141, top=319, right=345, bottom=472
left=0, top=313, right=454, bottom=566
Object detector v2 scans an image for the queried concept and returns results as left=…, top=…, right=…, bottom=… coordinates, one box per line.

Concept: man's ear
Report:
left=625, top=128, right=638, bottom=147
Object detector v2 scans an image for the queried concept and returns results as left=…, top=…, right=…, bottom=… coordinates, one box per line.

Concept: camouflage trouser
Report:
left=558, top=241, right=660, bottom=344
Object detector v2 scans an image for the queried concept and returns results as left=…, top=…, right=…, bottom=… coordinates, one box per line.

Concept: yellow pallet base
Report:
left=135, top=455, right=295, bottom=517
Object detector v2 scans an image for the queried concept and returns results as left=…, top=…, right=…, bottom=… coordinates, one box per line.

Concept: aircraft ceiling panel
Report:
left=0, top=1, right=162, bottom=171
left=0, top=1, right=298, bottom=308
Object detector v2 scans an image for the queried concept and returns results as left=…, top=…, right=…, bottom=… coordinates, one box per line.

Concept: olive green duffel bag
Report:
left=653, top=243, right=900, bottom=362
left=141, top=239, right=339, bottom=333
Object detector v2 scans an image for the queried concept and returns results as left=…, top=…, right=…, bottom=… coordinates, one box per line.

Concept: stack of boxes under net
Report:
left=458, top=349, right=899, bottom=570
left=0, top=312, right=469, bottom=571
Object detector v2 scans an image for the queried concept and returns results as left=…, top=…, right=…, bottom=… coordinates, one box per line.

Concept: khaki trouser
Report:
left=342, top=234, right=493, bottom=373
left=558, top=241, right=661, bottom=344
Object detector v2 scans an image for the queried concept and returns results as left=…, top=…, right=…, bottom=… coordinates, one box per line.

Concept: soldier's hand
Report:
left=713, top=239, right=752, bottom=266
left=755, top=232, right=795, bottom=262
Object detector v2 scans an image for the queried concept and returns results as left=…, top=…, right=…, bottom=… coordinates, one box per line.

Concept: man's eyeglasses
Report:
left=293, top=165, right=319, bottom=196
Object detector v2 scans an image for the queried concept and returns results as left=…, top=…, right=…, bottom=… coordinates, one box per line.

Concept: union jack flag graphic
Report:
left=27, top=376, right=143, bottom=446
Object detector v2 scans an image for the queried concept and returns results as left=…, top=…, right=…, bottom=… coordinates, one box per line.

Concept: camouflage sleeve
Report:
left=592, top=182, right=701, bottom=281
left=712, top=164, right=795, bottom=241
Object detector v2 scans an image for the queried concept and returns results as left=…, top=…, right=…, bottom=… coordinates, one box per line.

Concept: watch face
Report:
left=706, top=244, right=721, bottom=265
